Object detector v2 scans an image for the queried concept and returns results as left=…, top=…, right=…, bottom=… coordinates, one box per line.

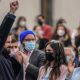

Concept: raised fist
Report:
left=10, top=1, right=19, bottom=14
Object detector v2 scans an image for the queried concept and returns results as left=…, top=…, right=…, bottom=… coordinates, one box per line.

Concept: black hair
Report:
left=11, top=37, right=17, bottom=43
left=33, top=25, right=38, bottom=31
left=8, top=32, right=17, bottom=43
left=37, top=14, right=45, bottom=19
left=44, top=40, right=67, bottom=80
left=56, top=18, right=66, bottom=26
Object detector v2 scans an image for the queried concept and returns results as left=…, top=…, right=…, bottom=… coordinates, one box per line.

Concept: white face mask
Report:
left=19, top=21, right=26, bottom=26
left=38, top=30, right=43, bottom=35
left=57, top=30, right=65, bottom=36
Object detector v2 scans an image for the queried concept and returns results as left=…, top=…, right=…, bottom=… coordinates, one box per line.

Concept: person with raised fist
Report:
left=0, top=1, right=19, bottom=80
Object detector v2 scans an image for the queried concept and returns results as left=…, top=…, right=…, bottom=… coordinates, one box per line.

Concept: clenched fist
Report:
left=10, top=0, right=19, bottom=14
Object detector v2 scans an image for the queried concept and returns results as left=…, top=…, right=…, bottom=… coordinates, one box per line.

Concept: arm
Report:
left=0, top=13, right=16, bottom=50
left=16, top=50, right=45, bottom=79
left=0, top=1, right=19, bottom=51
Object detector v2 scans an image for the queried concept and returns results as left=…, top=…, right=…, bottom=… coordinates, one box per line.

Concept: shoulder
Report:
left=60, top=64, right=67, bottom=69
left=0, top=54, right=7, bottom=66
left=59, top=65, right=68, bottom=80
left=33, top=49, right=45, bottom=61
left=60, top=65, right=68, bottom=78
left=73, top=67, right=80, bottom=73
left=39, top=66, right=45, bottom=75
left=45, top=24, right=52, bottom=29
left=34, top=49, right=45, bottom=55
left=60, top=64, right=68, bottom=72
left=37, top=66, right=45, bottom=80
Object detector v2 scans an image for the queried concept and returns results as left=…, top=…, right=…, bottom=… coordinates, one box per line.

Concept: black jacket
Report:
left=25, top=49, right=45, bottom=80
left=0, top=13, right=17, bottom=80
left=75, top=36, right=80, bottom=48
left=0, top=48, right=21, bottom=80
left=0, top=13, right=16, bottom=51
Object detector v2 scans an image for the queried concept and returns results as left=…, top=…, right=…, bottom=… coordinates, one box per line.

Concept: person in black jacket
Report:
left=3, top=33, right=21, bottom=79
left=0, top=1, right=19, bottom=80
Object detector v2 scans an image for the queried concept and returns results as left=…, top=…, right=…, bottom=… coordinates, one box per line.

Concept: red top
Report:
left=42, top=24, right=53, bottom=40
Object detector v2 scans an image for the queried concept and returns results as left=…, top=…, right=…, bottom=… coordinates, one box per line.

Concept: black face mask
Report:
left=37, top=20, right=43, bottom=26
left=45, top=52, right=55, bottom=62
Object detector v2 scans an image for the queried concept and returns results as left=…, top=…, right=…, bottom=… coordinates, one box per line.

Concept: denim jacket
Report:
left=66, top=67, right=80, bottom=80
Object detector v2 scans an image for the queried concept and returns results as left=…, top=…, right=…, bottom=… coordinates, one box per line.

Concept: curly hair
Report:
left=44, top=40, right=67, bottom=80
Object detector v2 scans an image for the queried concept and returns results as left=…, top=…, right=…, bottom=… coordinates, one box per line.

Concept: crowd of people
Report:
left=0, top=1, right=80, bottom=80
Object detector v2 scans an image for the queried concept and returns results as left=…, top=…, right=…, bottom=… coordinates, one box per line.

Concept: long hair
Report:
left=52, top=24, right=71, bottom=40
left=14, top=16, right=27, bottom=31
left=44, top=40, right=67, bottom=80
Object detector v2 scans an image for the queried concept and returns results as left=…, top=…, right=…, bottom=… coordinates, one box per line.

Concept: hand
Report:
left=15, top=51, right=23, bottom=63
left=10, top=0, right=19, bottom=14
left=15, top=51, right=29, bottom=65
left=67, top=58, right=75, bottom=73
left=20, top=52, right=30, bottom=65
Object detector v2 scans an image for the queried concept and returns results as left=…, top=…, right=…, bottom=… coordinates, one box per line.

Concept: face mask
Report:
left=66, top=56, right=70, bottom=62
left=37, top=20, right=44, bottom=26
left=57, top=30, right=65, bottom=36
left=45, top=52, right=55, bottom=62
left=24, top=41, right=36, bottom=52
left=19, top=21, right=26, bottom=26
left=38, top=30, right=43, bottom=35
